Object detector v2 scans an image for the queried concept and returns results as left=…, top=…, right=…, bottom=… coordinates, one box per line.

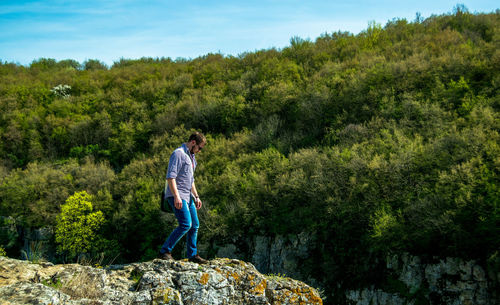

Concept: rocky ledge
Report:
left=0, top=256, right=323, bottom=305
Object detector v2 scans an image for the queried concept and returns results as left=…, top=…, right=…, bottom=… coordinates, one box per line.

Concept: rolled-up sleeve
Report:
left=166, top=151, right=182, bottom=179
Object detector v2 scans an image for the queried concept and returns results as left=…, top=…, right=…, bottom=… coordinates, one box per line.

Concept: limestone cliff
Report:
left=346, top=253, right=495, bottom=305
left=0, top=256, right=323, bottom=305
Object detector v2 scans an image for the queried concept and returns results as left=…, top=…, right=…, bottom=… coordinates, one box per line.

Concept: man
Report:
left=159, top=132, right=208, bottom=264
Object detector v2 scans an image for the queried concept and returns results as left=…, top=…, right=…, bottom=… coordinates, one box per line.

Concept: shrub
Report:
left=55, top=191, right=105, bottom=259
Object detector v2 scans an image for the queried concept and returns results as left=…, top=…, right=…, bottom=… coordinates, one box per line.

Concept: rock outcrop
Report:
left=0, top=256, right=323, bottom=305
left=346, top=253, right=495, bottom=305
left=213, top=235, right=498, bottom=305
left=214, top=232, right=316, bottom=285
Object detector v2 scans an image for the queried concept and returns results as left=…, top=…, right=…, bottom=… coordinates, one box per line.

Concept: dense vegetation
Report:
left=1, top=6, right=499, bottom=303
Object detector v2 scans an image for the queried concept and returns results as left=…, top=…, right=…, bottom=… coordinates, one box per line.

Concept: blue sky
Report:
left=0, top=0, right=498, bottom=66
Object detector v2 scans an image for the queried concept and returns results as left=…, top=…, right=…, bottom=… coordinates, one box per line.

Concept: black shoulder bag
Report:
left=160, top=180, right=173, bottom=213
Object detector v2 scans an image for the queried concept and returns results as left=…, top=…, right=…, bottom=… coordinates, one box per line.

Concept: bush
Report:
left=55, top=191, right=105, bottom=259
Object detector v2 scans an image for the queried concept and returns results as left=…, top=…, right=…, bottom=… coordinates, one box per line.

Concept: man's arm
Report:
left=167, top=178, right=183, bottom=209
left=191, top=182, right=202, bottom=209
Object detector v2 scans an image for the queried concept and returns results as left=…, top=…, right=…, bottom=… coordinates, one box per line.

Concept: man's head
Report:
left=188, top=132, right=206, bottom=154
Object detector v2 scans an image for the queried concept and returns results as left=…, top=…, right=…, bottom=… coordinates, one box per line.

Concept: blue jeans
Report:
left=160, top=197, right=199, bottom=258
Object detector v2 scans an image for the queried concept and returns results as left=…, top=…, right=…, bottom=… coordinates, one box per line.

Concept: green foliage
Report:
left=371, top=205, right=399, bottom=240
left=83, top=59, right=107, bottom=70
left=42, top=277, right=63, bottom=289
left=30, top=58, right=58, bottom=70
left=55, top=191, right=105, bottom=258
left=0, top=159, right=115, bottom=228
left=265, top=273, right=290, bottom=281
left=21, top=240, right=46, bottom=263
left=0, top=246, right=6, bottom=257
left=130, top=268, right=144, bottom=289
left=0, top=216, right=19, bottom=254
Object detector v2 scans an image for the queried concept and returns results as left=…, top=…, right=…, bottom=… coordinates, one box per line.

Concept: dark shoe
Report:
left=188, top=255, right=208, bottom=264
left=158, top=252, right=174, bottom=261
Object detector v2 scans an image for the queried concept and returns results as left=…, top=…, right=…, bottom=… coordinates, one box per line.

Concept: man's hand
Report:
left=174, top=196, right=183, bottom=210
left=195, top=197, right=202, bottom=209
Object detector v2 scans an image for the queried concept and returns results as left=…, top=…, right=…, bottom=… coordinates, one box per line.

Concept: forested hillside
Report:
left=1, top=6, right=499, bottom=303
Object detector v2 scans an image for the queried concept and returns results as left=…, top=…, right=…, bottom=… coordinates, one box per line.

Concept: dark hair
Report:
left=189, top=132, right=206, bottom=145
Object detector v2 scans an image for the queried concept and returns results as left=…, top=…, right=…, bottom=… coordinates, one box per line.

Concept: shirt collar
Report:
left=182, top=143, right=197, bottom=168
left=181, top=143, right=189, bottom=155
left=181, top=143, right=194, bottom=159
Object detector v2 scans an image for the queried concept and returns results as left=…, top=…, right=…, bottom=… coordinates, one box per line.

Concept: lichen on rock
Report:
left=0, top=256, right=323, bottom=305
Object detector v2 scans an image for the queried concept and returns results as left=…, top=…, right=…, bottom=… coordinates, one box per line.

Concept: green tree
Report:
left=55, top=191, right=105, bottom=258
left=83, top=59, right=107, bottom=70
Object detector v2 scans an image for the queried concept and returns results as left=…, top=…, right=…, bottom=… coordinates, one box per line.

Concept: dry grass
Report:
left=51, top=253, right=119, bottom=301
left=59, top=268, right=104, bottom=300
left=58, top=255, right=109, bottom=300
